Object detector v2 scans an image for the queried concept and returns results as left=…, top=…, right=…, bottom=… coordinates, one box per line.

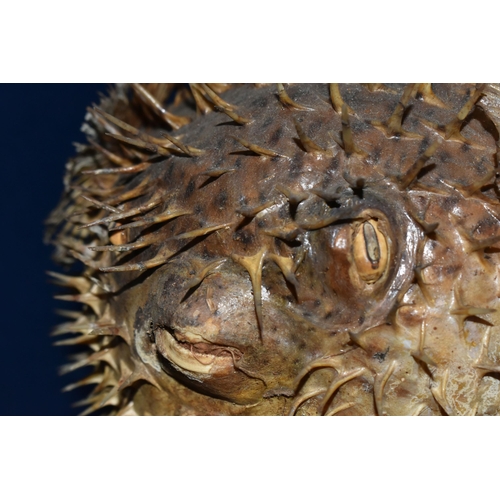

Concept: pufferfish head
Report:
left=48, top=83, right=500, bottom=416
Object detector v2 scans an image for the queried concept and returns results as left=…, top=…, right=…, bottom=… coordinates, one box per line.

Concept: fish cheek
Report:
left=324, top=225, right=365, bottom=305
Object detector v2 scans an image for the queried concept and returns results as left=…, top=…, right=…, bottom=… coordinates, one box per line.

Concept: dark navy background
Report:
left=1, top=84, right=109, bottom=415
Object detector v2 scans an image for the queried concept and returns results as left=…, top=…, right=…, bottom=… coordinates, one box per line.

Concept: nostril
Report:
left=147, top=321, right=155, bottom=343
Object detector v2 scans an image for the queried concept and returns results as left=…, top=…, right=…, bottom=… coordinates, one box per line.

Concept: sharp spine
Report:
left=171, top=223, right=231, bottom=240
left=444, top=84, right=485, bottom=139
left=293, top=119, right=333, bottom=157
left=276, top=84, right=313, bottom=111
left=131, top=83, right=190, bottom=129
left=232, top=136, right=287, bottom=158
left=161, top=131, right=205, bottom=157
left=329, top=84, right=354, bottom=114
left=88, top=138, right=132, bottom=166
left=106, top=133, right=170, bottom=156
left=80, top=196, right=162, bottom=228
left=231, top=247, right=267, bottom=335
left=198, top=83, right=251, bottom=125
left=398, top=139, right=441, bottom=189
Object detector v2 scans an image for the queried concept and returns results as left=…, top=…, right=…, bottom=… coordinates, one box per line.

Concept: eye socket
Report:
left=352, top=219, right=388, bottom=284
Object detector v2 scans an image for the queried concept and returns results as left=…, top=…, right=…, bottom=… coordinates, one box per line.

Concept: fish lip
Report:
left=155, top=326, right=240, bottom=377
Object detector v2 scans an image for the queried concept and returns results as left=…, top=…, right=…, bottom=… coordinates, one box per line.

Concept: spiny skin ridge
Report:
left=46, top=83, right=500, bottom=415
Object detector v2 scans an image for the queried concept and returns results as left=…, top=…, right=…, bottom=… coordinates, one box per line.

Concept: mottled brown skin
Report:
left=48, top=84, right=500, bottom=415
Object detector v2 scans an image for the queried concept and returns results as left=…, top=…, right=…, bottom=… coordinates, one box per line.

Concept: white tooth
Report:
left=179, top=331, right=207, bottom=344
left=156, top=330, right=215, bottom=374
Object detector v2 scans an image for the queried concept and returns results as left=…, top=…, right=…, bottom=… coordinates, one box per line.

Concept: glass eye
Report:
left=352, top=219, right=388, bottom=284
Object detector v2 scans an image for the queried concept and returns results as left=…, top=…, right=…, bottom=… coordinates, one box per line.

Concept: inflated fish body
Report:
left=47, top=83, right=500, bottom=415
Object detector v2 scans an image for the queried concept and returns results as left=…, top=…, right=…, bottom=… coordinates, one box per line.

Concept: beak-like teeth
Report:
left=155, top=328, right=234, bottom=376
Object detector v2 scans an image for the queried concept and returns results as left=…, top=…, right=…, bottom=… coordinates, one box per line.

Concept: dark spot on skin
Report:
left=216, top=136, right=225, bottom=150
left=210, top=158, right=224, bottom=173
left=269, top=126, right=284, bottom=146
left=176, top=169, right=186, bottom=183
left=425, top=107, right=438, bottom=120
left=373, top=347, right=389, bottom=363
left=438, top=150, right=450, bottom=163
left=371, top=147, right=382, bottom=164
left=384, top=158, right=393, bottom=170
left=417, top=137, right=431, bottom=156
left=262, top=115, right=275, bottom=128
left=308, top=120, right=321, bottom=136
left=405, top=116, right=420, bottom=130
left=234, top=157, right=243, bottom=169
left=288, top=152, right=303, bottom=178
left=233, top=230, right=254, bottom=246
left=474, top=216, right=497, bottom=232
left=442, top=196, right=459, bottom=211
left=351, top=120, right=370, bottom=133
left=444, top=265, right=461, bottom=276
left=254, top=95, right=269, bottom=109
left=185, top=179, right=195, bottom=197
left=461, top=142, right=471, bottom=153
left=257, top=219, right=266, bottom=228
left=259, top=190, right=269, bottom=204
left=215, top=190, right=228, bottom=209
left=329, top=155, right=340, bottom=171
left=358, top=316, right=365, bottom=325
left=167, top=163, right=175, bottom=178
left=194, top=204, right=203, bottom=215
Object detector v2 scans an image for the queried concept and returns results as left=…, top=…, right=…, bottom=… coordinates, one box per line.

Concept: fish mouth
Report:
left=155, top=327, right=241, bottom=377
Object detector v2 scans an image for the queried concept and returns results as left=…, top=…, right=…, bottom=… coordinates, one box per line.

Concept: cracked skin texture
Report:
left=47, top=83, right=500, bottom=415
